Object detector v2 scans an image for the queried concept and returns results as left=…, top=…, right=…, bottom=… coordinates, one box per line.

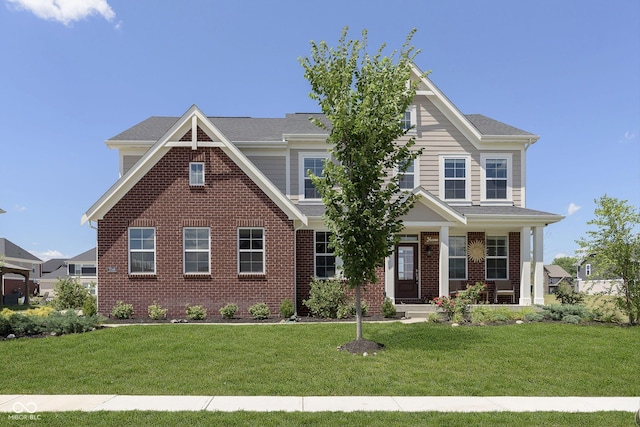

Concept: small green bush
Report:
left=0, top=316, right=11, bottom=335
left=8, top=313, right=42, bottom=336
left=541, top=304, right=593, bottom=321
left=111, top=301, right=134, bottom=319
left=44, top=311, right=103, bottom=335
left=52, top=277, right=90, bottom=310
left=426, top=312, right=441, bottom=323
left=219, top=303, right=238, bottom=319
left=83, top=295, right=97, bottom=317
left=555, top=283, right=585, bottom=305
left=336, top=300, right=369, bottom=319
left=524, top=312, right=545, bottom=322
left=279, top=299, right=295, bottom=318
left=381, top=297, right=397, bottom=318
left=248, top=303, right=270, bottom=320
left=148, top=302, right=168, bottom=320
left=562, top=314, right=582, bottom=324
left=303, top=278, right=349, bottom=319
left=186, top=304, right=206, bottom=320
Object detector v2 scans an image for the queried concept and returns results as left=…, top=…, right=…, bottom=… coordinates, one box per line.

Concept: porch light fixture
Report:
left=425, top=246, right=432, bottom=256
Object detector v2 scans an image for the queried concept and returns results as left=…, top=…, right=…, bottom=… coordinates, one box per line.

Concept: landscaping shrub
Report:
left=52, top=277, right=91, bottom=310
left=148, top=302, right=168, bottom=320
left=248, top=303, right=270, bottom=320
left=44, top=311, right=102, bottom=335
left=426, top=312, right=441, bottom=323
left=219, top=303, right=238, bottom=319
left=83, top=295, right=98, bottom=317
left=8, top=313, right=42, bottom=336
left=562, top=314, right=582, bottom=324
left=0, top=315, right=12, bottom=335
left=524, top=312, right=545, bottom=322
left=336, top=300, right=368, bottom=319
left=186, top=304, right=206, bottom=320
left=541, top=304, right=593, bottom=322
left=470, top=306, right=514, bottom=324
left=381, top=297, right=397, bottom=318
left=279, top=299, right=295, bottom=318
left=590, top=296, right=623, bottom=323
left=303, top=278, right=349, bottom=319
left=111, top=301, right=134, bottom=319
left=432, top=282, right=488, bottom=322
left=555, top=283, right=585, bottom=305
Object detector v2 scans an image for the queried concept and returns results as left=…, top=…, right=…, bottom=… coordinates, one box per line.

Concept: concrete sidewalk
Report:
left=0, top=395, right=638, bottom=413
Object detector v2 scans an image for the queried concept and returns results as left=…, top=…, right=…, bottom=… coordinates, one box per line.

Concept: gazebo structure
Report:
left=0, top=262, right=31, bottom=306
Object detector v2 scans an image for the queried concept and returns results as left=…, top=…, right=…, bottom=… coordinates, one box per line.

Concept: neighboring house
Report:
left=543, top=265, right=572, bottom=294
left=0, top=238, right=42, bottom=304
left=82, top=64, right=563, bottom=318
left=576, top=256, right=622, bottom=295
left=39, top=248, right=97, bottom=296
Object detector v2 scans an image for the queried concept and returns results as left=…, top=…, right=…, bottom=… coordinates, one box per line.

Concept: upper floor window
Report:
left=189, top=162, right=205, bottom=186
left=129, top=227, right=156, bottom=274
left=481, top=154, right=512, bottom=202
left=449, top=236, right=467, bottom=279
left=486, top=236, right=508, bottom=279
left=68, top=264, right=97, bottom=277
left=401, top=105, right=417, bottom=132
left=440, top=156, right=470, bottom=202
left=585, top=264, right=592, bottom=276
left=184, top=227, right=210, bottom=274
left=398, top=158, right=416, bottom=190
left=300, top=154, right=328, bottom=200
left=238, top=228, right=265, bottom=274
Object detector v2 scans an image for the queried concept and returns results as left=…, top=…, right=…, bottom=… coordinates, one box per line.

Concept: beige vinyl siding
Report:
left=247, top=155, right=287, bottom=194
left=123, top=155, right=143, bottom=175
left=408, top=97, right=523, bottom=205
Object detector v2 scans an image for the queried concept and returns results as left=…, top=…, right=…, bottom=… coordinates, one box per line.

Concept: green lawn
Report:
left=31, top=411, right=637, bottom=427
left=2, top=322, right=638, bottom=396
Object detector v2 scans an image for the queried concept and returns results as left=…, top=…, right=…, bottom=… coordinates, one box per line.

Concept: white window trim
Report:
left=128, top=227, right=156, bottom=275
left=480, top=153, right=513, bottom=205
left=189, top=162, right=205, bottom=186
left=439, top=154, right=472, bottom=205
left=183, top=227, right=211, bottom=275
left=396, top=156, right=420, bottom=190
left=585, top=264, right=592, bottom=277
left=402, top=105, right=418, bottom=134
left=485, top=235, right=509, bottom=280
left=237, top=227, right=265, bottom=275
left=299, top=152, right=329, bottom=203
left=313, top=231, right=343, bottom=279
left=448, top=235, right=467, bottom=280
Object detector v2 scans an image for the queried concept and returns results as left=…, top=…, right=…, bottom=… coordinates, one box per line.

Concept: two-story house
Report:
left=82, top=64, right=563, bottom=318
left=39, top=248, right=98, bottom=297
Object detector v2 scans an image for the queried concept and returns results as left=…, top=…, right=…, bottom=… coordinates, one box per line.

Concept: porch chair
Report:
left=448, top=281, right=466, bottom=297
left=494, top=281, right=515, bottom=304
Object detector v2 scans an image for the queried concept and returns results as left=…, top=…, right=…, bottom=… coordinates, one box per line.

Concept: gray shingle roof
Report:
left=465, top=114, right=534, bottom=136
left=67, top=248, right=96, bottom=263
left=544, top=264, right=572, bottom=278
left=108, top=112, right=531, bottom=142
left=453, top=206, right=560, bottom=217
left=0, top=238, right=41, bottom=262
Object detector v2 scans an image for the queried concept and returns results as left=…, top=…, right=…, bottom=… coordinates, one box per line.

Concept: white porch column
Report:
left=532, top=226, right=545, bottom=305
left=439, top=226, right=449, bottom=297
left=385, top=255, right=395, bottom=302
left=519, top=226, right=532, bottom=305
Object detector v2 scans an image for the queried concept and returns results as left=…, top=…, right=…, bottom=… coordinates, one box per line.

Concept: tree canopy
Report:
left=299, top=28, right=425, bottom=340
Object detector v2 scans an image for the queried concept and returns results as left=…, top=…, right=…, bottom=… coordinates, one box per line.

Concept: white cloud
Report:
left=14, top=204, right=27, bottom=212
left=29, top=249, right=67, bottom=261
left=7, top=0, right=116, bottom=26
left=567, top=203, right=581, bottom=216
left=619, top=130, right=637, bottom=144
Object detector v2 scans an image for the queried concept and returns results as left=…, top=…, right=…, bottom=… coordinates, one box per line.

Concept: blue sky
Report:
left=0, top=0, right=638, bottom=263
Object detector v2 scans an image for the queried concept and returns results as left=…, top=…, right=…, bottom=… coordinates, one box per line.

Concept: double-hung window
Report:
left=315, top=231, right=337, bottom=278
left=300, top=154, right=328, bottom=200
left=481, top=154, right=512, bottom=202
left=401, top=105, right=417, bottom=132
left=449, top=236, right=467, bottom=279
left=441, top=156, right=470, bottom=202
left=129, top=227, right=156, bottom=274
left=238, top=228, right=264, bottom=274
left=486, top=236, right=508, bottom=279
left=398, top=158, right=416, bottom=190
left=189, top=162, right=205, bottom=186
left=184, top=227, right=210, bottom=274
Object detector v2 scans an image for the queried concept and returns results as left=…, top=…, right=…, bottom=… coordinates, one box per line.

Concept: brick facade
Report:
left=97, top=145, right=296, bottom=318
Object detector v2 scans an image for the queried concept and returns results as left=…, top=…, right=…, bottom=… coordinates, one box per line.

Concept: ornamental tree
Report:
left=299, top=28, right=425, bottom=341
left=577, top=195, right=640, bottom=324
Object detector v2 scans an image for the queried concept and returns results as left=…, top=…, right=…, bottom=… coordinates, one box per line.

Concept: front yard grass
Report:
left=2, top=322, right=638, bottom=396
left=32, top=411, right=635, bottom=427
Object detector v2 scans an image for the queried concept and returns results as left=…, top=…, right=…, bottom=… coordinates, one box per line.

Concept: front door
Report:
left=395, top=243, right=419, bottom=299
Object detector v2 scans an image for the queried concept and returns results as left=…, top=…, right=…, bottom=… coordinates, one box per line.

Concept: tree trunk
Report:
left=355, top=285, right=363, bottom=340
